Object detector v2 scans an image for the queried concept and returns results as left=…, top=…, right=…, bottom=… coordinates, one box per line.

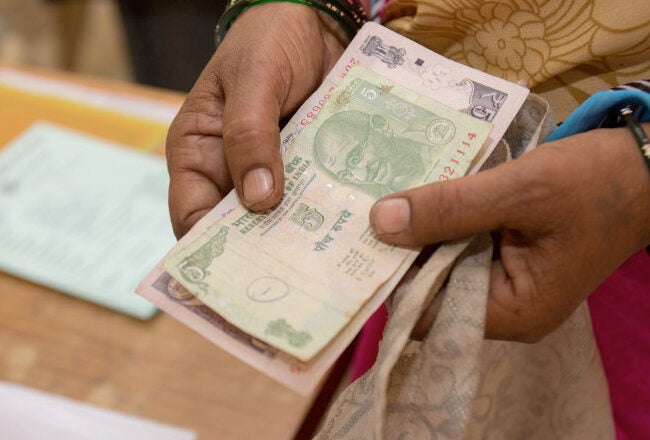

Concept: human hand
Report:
left=166, top=3, right=345, bottom=238
left=370, top=126, right=650, bottom=342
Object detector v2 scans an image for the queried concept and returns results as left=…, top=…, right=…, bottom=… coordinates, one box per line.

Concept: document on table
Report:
left=0, top=382, right=196, bottom=440
left=0, top=122, right=176, bottom=319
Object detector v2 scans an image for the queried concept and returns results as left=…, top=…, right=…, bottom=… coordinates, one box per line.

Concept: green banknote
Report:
left=163, top=66, right=493, bottom=361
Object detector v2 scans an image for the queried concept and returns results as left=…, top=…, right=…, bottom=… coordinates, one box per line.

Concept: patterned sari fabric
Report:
left=316, top=96, right=617, bottom=440
left=382, top=0, right=650, bottom=120
left=314, top=2, right=650, bottom=438
left=382, top=1, right=650, bottom=434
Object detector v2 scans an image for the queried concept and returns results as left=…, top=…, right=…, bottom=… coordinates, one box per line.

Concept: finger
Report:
left=220, top=54, right=287, bottom=212
left=369, top=160, right=527, bottom=246
left=484, top=258, right=561, bottom=343
left=167, top=135, right=232, bottom=238
left=484, top=235, right=585, bottom=343
left=166, top=62, right=234, bottom=238
left=168, top=168, right=223, bottom=239
left=408, top=258, right=559, bottom=343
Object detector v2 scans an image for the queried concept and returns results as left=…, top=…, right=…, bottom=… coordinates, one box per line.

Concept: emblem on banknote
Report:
left=360, top=35, right=405, bottom=68
left=176, top=226, right=229, bottom=288
left=426, top=118, right=456, bottom=144
left=459, top=78, right=508, bottom=122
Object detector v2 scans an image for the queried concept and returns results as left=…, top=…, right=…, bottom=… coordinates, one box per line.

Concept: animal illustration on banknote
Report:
left=176, top=226, right=229, bottom=288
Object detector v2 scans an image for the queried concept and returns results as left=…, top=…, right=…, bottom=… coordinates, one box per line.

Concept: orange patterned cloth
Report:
left=383, top=0, right=650, bottom=119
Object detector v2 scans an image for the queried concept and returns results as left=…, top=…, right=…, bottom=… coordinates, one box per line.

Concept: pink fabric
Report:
left=588, top=250, right=650, bottom=440
left=349, top=304, right=388, bottom=381
left=349, top=251, right=650, bottom=438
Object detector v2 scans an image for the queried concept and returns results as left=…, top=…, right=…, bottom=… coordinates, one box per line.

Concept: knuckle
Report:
left=172, top=99, right=224, bottom=139
left=414, top=181, right=466, bottom=241
left=506, top=151, right=565, bottom=216
left=223, top=121, right=277, bottom=155
left=436, top=182, right=467, bottom=233
left=487, top=272, right=558, bottom=343
left=167, top=140, right=203, bottom=173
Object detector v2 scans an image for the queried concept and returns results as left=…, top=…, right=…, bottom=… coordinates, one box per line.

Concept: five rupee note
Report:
left=162, top=67, right=493, bottom=361
left=137, top=22, right=529, bottom=395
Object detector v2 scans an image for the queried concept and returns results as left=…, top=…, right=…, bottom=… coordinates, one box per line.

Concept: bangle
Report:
left=619, top=106, right=650, bottom=172
left=214, top=0, right=368, bottom=48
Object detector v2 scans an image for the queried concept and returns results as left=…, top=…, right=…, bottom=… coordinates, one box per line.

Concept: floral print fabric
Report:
left=383, top=0, right=650, bottom=120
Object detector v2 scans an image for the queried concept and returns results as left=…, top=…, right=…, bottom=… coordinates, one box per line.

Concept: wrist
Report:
left=594, top=123, right=650, bottom=249
left=216, top=0, right=366, bottom=47
left=234, top=3, right=347, bottom=63
left=315, top=10, right=351, bottom=47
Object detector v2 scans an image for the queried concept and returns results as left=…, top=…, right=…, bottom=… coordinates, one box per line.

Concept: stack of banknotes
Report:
left=137, top=23, right=529, bottom=396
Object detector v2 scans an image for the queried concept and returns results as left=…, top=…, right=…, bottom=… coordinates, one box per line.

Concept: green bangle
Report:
left=620, top=106, right=650, bottom=172
left=214, top=0, right=367, bottom=47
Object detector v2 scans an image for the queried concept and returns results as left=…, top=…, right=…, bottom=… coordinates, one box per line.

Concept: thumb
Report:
left=220, top=56, right=287, bottom=212
left=216, top=3, right=343, bottom=212
left=369, top=161, right=524, bottom=246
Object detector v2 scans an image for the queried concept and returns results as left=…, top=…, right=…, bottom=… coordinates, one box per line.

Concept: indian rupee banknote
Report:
left=162, top=66, right=493, bottom=361
left=137, top=22, right=528, bottom=394
left=281, top=22, right=528, bottom=172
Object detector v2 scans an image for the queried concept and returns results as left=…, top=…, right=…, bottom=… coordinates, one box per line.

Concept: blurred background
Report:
left=0, top=0, right=225, bottom=92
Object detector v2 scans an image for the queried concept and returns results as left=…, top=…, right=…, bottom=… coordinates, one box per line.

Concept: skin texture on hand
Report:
left=371, top=125, right=650, bottom=342
left=166, top=3, right=343, bottom=238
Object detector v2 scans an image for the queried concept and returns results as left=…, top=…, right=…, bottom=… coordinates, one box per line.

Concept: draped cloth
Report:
left=382, top=0, right=650, bottom=121
left=314, top=95, right=615, bottom=439
left=313, top=3, right=649, bottom=437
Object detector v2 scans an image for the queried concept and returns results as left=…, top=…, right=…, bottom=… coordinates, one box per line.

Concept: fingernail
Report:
left=243, top=167, right=274, bottom=206
left=372, top=198, right=410, bottom=234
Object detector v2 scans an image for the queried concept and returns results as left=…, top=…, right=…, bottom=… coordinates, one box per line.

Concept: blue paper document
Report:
left=0, top=122, right=175, bottom=318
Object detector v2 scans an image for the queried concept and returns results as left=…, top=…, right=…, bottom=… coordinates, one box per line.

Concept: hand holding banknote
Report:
left=373, top=127, right=650, bottom=342
left=143, top=22, right=528, bottom=393
left=166, top=3, right=345, bottom=238
left=164, top=66, right=493, bottom=360
left=165, top=2, right=650, bottom=347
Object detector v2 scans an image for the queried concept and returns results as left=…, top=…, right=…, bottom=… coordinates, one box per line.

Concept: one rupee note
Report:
left=163, top=66, right=493, bottom=361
